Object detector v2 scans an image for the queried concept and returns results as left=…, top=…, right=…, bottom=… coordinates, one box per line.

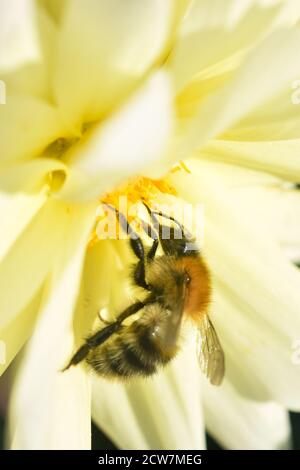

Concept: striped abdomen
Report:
left=86, top=306, right=177, bottom=379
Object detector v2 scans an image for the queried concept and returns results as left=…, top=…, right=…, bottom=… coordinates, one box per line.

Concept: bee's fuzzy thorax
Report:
left=176, top=256, right=211, bottom=321
left=146, top=254, right=211, bottom=322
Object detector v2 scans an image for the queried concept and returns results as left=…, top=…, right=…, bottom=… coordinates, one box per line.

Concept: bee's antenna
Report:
left=142, top=202, right=160, bottom=232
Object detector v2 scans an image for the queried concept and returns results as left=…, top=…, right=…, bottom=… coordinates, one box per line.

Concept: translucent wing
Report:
left=197, top=315, right=225, bottom=386
left=157, top=293, right=185, bottom=353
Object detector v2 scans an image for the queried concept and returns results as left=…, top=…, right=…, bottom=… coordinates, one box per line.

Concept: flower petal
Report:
left=221, top=89, right=300, bottom=141
left=0, top=157, right=67, bottom=193
left=9, top=201, right=96, bottom=449
left=0, top=287, right=42, bottom=376
left=203, top=380, right=291, bottom=450
left=2, top=5, right=58, bottom=101
left=280, top=186, right=300, bottom=262
left=54, top=0, right=175, bottom=128
left=180, top=0, right=254, bottom=34
left=62, top=72, right=174, bottom=201
left=0, top=190, right=46, bottom=263
left=276, top=0, right=300, bottom=26
left=170, top=160, right=300, bottom=409
left=215, top=182, right=300, bottom=257
left=0, top=95, right=65, bottom=164
left=0, top=0, right=40, bottom=72
left=170, top=1, right=281, bottom=92
left=0, top=200, right=78, bottom=331
left=203, top=139, right=300, bottom=182
left=39, top=0, right=68, bottom=23
left=174, top=29, right=300, bottom=159
left=92, top=341, right=205, bottom=450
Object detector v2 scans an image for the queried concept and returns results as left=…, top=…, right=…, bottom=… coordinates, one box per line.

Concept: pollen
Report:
left=89, top=175, right=178, bottom=247
left=171, top=161, right=191, bottom=174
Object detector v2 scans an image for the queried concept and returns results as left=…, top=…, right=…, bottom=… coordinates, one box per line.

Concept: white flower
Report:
left=0, top=0, right=299, bottom=450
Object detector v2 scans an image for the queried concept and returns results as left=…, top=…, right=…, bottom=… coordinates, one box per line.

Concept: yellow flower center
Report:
left=89, top=162, right=190, bottom=247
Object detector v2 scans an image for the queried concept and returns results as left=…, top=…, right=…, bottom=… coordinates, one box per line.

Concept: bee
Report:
left=63, top=203, right=225, bottom=385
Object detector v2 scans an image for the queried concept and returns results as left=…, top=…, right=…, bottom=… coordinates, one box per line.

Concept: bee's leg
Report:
left=103, top=203, right=150, bottom=289
left=103, top=203, right=145, bottom=260
left=62, top=300, right=146, bottom=371
left=140, top=220, right=159, bottom=260
left=147, top=238, right=159, bottom=260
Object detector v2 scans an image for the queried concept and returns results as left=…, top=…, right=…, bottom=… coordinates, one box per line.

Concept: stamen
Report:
left=89, top=176, right=178, bottom=247
left=171, top=161, right=191, bottom=174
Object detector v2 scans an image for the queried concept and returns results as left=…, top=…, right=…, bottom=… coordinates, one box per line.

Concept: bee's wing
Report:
left=197, top=315, right=225, bottom=386
left=158, top=296, right=185, bottom=353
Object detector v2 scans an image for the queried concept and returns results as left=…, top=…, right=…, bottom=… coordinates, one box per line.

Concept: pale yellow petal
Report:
left=180, top=0, right=254, bottom=34
left=203, top=380, right=290, bottom=450
left=278, top=189, right=300, bottom=260
left=170, top=160, right=300, bottom=409
left=72, top=240, right=119, bottom=345
left=0, top=200, right=79, bottom=331
left=54, top=0, right=175, bottom=128
left=275, top=0, right=300, bottom=27
left=0, top=287, right=43, bottom=376
left=0, top=0, right=40, bottom=72
left=170, top=2, right=280, bottom=92
left=61, top=72, right=174, bottom=201
left=174, top=29, right=300, bottom=160
left=0, top=190, right=46, bottom=263
left=9, top=202, right=96, bottom=449
left=2, top=5, right=57, bottom=101
left=0, top=95, right=66, bottom=164
left=222, top=89, right=300, bottom=141
left=92, top=341, right=205, bottom=450
left=38, top=0, right=68, bottom=23
left=0, top=157, right=67, bottom=192
left=216, top=183, right=300, bottom=254
left=203, top=139, right=300, bottom=182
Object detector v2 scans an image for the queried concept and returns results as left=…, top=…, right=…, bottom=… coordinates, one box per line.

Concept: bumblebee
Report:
left=64, top=203, right=225, bottom=385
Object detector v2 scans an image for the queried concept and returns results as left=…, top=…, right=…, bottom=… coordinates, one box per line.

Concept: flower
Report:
left=0, top=0, right=300, bottom=450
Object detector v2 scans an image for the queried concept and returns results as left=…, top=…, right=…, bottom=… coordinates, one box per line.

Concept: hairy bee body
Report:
left=64, top=206, right=225, bottom=385
left=146, top=254, right=211, bottom=321
left=87, top=254, right=209, bottom=379
left=86, top=303, right=176, bottom=378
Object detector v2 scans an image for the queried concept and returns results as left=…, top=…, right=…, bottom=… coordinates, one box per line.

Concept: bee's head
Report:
left=142, top=203, right=199, bottom=257
left=159, top=225, right=198, bottom=257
